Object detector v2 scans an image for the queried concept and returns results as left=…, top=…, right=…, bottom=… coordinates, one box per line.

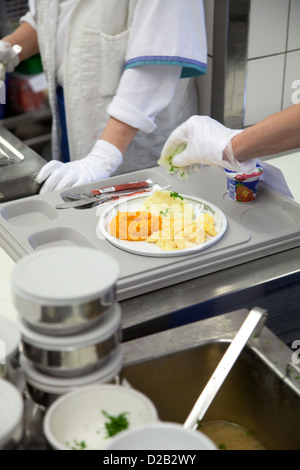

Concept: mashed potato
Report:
left=142, top=190, right=217, bottom=251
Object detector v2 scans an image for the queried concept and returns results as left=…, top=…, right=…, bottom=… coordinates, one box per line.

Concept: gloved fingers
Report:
left=37, top=140, right=124, bottom=193
left=39, top=173, right=64, bottom=193
left=0, top=42, right=21, bottom=72
left=237, top=159, right=257, bottom=174
left=0, top=41, right=12, bottom=60
left=38, top=167, right=77, bottom=193
left=39, top=176, right=59, bottom=194
left=75, top=170, right=110, bottom=187
left=159, top=141, right=185, bottom=165
left=162, top=125, right=189, bottom=153
left=171, top=146, right=196, bottom=167
left=72, top=175, right=93, bottom=187
left=49, top=173, right=81, bottom=192
left=158, top=126, right=189, bottom=173
left=35, top=160, right=64, bottom=184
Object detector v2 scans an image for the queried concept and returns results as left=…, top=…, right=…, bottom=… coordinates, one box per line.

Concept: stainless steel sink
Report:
left=122, top=308, right=300, bottom=450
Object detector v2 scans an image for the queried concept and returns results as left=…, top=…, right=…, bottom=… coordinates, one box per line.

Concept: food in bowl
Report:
left=199, top=420, right=266, bottom=450
left=43, top=384, right=158, bottom=450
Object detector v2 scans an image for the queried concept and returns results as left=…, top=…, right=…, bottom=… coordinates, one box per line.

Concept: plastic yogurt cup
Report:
left=224, top=166, right=263, bottom=203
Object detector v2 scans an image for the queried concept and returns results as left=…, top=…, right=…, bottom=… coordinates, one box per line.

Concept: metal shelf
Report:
left=0, top=108, right=52, bottom=130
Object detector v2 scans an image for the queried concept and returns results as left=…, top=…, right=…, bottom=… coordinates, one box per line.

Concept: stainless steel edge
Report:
left=211, top=0, right=251, bottom=128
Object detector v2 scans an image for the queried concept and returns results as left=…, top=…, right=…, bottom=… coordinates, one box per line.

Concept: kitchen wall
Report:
left=198, top=0, right=300, bottom=128
left=245, top=0, right=300, bottom=126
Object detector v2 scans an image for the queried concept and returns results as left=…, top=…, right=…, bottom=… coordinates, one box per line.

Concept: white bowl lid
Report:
left=11, top=247, right=120, bottom=306
left=0, top=316, right=21, bottom=361
left=20, top=347, right=123, bottom=394
left=0, top=378, right=23, bottom=448
left=19, top=303, right=121, bottom=350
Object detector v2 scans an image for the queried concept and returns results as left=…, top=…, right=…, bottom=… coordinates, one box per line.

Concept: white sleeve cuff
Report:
left=20, top=12, right=37, bottom=30
left=107, top=65, right=181, bottom=134
left=107, top=96, right=157, bottom=134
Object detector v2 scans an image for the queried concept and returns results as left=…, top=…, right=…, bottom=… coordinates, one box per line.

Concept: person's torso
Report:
left=35, top=0, right=201, bottom=169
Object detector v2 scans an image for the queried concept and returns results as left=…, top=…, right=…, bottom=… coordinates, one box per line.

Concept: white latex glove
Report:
left=35, top=140, right=123, bottom=193
left=0, top=41, right=21, bottom=79
left=158, top=115, right=256, bottom=177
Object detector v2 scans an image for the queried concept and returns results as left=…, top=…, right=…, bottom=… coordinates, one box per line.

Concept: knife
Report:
left=62, top=180, right=155, bottom=201
left=55, top=186, right=154, bottom=209
left=91, top=180, right=154, bottom=195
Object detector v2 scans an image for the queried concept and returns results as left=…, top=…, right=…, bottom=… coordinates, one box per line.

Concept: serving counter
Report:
left=0, top=127, right=299, bottom=346
left=0, top=125, right=46, bottom=202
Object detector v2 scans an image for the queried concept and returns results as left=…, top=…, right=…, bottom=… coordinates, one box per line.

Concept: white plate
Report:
left=98, top=194, right=227, bottom=257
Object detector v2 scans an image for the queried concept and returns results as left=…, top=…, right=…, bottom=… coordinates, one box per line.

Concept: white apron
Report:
left=32, top=0, right=207, bottom=174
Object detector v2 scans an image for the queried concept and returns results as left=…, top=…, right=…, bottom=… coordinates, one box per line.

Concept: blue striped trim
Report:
left=125, top=55, right=207, bottom=78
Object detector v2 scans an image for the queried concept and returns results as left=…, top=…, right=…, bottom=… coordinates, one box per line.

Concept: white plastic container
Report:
left=0, top=378, right=24, bottom=449
left=224, top=166, right=264, bottom=203
left=105, top=422, right=217, bottom=450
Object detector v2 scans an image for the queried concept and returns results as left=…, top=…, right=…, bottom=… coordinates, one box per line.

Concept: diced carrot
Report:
left=109, top=211, right=162, bottom=241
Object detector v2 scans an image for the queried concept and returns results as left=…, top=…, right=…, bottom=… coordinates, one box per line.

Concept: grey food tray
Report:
left=0, top=166, right=299, bottom=300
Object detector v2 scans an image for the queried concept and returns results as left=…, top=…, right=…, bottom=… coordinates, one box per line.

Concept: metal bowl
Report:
left=11, top=247, right=120, bottom=336
left=20, top=347, right=123, bottom=408
left=20, top=303, right=122, bottom=377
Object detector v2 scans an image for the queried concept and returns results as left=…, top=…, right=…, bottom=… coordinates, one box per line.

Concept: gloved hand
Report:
left=158, top=115, right=257, bottom=177
left=0, top=41, right=21, bottom=79
left=35, top=140, right=123, bottom=193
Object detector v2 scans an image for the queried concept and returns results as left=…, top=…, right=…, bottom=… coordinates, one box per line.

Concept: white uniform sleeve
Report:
left=107, top=0, right=207, bottom=133
left=107, top=65, right=182, bottom=133
left=19, top=0, right=37, bottom=30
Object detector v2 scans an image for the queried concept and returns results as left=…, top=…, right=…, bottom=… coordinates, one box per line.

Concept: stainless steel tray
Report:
left=0, top=166, right=299, bottom=300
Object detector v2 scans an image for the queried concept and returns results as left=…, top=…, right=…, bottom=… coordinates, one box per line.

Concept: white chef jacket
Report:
left=21, top=0, right=207, bottom=173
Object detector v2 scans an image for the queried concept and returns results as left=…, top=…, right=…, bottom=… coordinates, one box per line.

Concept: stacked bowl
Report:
left=11, top=246, right=122, bottom=407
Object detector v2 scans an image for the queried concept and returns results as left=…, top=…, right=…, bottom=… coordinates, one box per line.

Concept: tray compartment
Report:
left=0, top=200, right=57, bottom=226
left=240, top=204, right=300, bottom=234
left=28, top=227, right=98, bottom=250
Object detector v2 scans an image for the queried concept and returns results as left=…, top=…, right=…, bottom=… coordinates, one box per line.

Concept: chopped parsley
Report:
left=66, top=439, right=87, bottom=450
left=169, top=192, right=183, bottom=200
left=167, top=156, right=176, bottom=174
left=102, top=410, right=129, bottom=438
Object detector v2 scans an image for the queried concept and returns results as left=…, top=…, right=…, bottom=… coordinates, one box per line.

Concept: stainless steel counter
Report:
left=120, top=246, right=300, bottom=346
left=0, top=126, right=299, bottom=347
